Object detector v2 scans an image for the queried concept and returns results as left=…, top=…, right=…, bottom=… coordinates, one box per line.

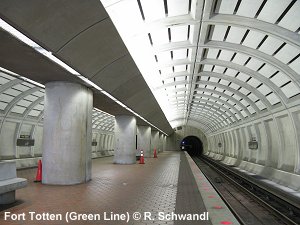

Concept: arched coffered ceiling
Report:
left=100, top=0, right=300, bottom=134
left=0, top=70, right=115, bottom=134
left=0, top=0, right=300, bottom=135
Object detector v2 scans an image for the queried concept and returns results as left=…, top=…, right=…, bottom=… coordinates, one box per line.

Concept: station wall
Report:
left=0, top=115, right=115, bottom=168
left=206, top=105, right=300, bottom=190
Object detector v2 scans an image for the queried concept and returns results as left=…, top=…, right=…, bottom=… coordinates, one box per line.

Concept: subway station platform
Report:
left=0, top=152, right=239, bottom=225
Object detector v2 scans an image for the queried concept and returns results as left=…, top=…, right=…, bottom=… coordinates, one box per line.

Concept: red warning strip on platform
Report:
left=184, top=152, right=240, bottom=225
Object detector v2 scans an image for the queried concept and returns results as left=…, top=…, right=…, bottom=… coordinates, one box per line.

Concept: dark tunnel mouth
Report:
left=180, top=136, right=203, bottom=156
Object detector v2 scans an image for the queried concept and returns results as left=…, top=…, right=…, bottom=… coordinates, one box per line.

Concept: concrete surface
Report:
left=114, top=115, right=136, bottom=164
left=42, top=82, right=93, bottom=185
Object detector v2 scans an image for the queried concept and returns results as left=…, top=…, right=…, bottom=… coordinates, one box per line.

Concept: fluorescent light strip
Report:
left=0, top=19, right=169, bottom=135
left=40, top=51, right=80, bottom=75
left=101, top=90, right=168, bottom=136
left=0, top=66, right=45, bottom=88
left=0, top=18, right=102, bottom=89
left=21, top=77, right=45, bottom=89
left=0, top=19, right=80, bottom=75
left=77, top=76, right=103, bottom=91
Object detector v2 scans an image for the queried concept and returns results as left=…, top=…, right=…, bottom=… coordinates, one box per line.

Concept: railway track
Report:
left=193, top=156, right=300, bottom=225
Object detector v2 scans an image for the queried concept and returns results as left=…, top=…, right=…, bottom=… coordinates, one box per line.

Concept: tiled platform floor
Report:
left=0, top=152, right=180, bottom=225
left=0, top=152, right=239, bottom=225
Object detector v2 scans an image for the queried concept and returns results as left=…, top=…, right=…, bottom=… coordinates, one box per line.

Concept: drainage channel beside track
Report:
left=192, top=156, right=300, bottom=225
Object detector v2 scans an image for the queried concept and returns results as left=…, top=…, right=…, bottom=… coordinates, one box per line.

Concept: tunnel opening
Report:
left=180, top=136, right=203, bottom=156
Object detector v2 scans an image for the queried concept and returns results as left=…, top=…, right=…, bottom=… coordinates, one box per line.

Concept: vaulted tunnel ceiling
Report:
left=100, top=0, right=300, bottom=134
left=0, top=0, right=300, bottom=136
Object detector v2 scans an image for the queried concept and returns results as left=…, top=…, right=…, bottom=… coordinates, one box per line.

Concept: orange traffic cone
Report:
left=35, top=160, right=42, bottom=182
left=154, top=148, right=158, bottom=158
left=139, top=149, right=145, bottom=164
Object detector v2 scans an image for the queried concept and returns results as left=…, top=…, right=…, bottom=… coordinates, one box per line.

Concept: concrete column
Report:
left=151, top=130, right=159, bottom=155
left=163, top=135, right=167, bottom=151
left=159, top=133, right=164, bottom=152
left=114, top=115, right=136, bottom=164
left=42, top=82, right=93, bottom=185
left=137, top=126, right=151, bottom=157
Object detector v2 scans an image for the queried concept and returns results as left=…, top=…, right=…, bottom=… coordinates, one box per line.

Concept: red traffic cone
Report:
left=154, top=148, right=158, bottom=158
left=139, top=150, right=145, bottom=164
left=35, top=159, right=42, bottom=182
